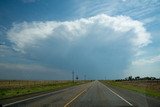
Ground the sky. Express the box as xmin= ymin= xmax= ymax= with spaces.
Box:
xmin=0 ymin=0 xmax=160 ymax=80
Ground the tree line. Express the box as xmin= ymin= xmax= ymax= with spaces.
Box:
xmin=116 ymin=76 xmax=160 ymax=81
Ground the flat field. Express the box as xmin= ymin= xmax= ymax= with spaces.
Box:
xmin=102 ymin=80 xmax=160 ymax=99
xmin=0 ymin=80 xmax=87 ymax=99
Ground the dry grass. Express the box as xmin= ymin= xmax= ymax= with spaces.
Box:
xmin=0 ymin=80 xmax=71 ymax=89
xmin=0 ymin=80 xmax=87 ymax=99
xmin=119 ymin=80 xmax=160 ymax=92
xmin=102 ymin=80 xmax=160 ymax=99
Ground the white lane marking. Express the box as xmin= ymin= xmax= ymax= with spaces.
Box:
xmin=2 ymin=82 xmax=92 ymax=107
xmin=64 ymin=89 xmax=86 ymax=107
xmin=2 ymin=87 xmax=75 ymax=107
xmin=3 ymin=91 xmax=59 ymax=107
xmin=104 ymin=84 xmax=133 ymax=106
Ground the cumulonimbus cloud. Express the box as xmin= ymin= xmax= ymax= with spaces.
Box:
xmin=6 ymin=14 xmax=152 ymax=79
xmin=7 ymin=14 xmax=151 ymax=52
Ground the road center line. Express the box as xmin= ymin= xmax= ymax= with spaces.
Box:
xmin=103 ymin=84 xmax=133 ymax=106
xmin=64 ymin=89 xmax=86 ymax=107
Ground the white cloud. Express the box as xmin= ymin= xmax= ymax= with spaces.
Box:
xmin=132 ymin=55 xmax=160 ymax=65
xmin=123 ymin=64 xmax=160 ymax=78
xmin=5 ymin=14 xmax=154 ymax=79
xmin=124 ymin=54 xmax=160 ymax=78
xmin=7 ymin=14 xmax=151 ymax=52
xmin=7 ymin=22 xmax=59 ymax=52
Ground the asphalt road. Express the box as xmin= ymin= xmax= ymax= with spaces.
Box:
xmin=1 ymin=81 xmax=160 ymax=107
xmin=70 ymin=81 xmax=160 ymax=107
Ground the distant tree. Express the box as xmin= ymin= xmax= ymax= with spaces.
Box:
xmin=125 ymin=77 xmax=128 ymax=81
xmin=135 ymin=76 xmax=140 ymax=80
xmin=128 ymin=76 xmax=133 ymax=81
xmin=142 ymin=77 xmax=152 ymax=80
xmin=150 ymin=77 xmax=156 ymax=80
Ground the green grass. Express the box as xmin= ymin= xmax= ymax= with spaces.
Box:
xmin=0 ymin=81 xmax=86 ymax=100
xmin=102 ymin=81 xmax=160 ymax=99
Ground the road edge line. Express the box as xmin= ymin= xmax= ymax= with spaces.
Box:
xmin=2 ymin=86 xmax=76 ymax=107
xmin=103 ymin=84 xmax=133 ymax=106
xmin=64 ymin=89 xmax=86 ymax=107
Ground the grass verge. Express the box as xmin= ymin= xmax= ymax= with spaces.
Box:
xmin=101 ymin=80 xmax=160 ymax=99
xmin=0 ymin=81 xmax=86 ymax=100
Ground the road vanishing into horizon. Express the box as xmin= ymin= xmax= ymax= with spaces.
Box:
xmin=1 ymin=81 xmax=160 ymax=107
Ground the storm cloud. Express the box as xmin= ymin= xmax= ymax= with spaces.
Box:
xmin=5 ymin=14 xmax=151 ymax=79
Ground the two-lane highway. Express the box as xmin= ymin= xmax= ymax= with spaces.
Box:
xmin=1 ymin=81 xmax=160 ymax=107
xmin=69 ymin=81 xmax=133 ymax=107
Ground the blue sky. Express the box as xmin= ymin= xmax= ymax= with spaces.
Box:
xmin=0 ymin=0 xmax=160 ymax=80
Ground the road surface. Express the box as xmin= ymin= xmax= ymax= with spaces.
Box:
xmin=1 ymin=81 xmax=160 ymax=107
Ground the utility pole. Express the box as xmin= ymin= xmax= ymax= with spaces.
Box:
xmin=105 ymin=76 xmax=106 ymax=80
xmin=84 ymin=75 xmax=86 ymax=81
xmin=72 ymin=70 xmax=74 ymax=83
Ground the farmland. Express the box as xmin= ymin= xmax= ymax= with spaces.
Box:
xmin=0 ymin=80 xmax=88 ymax=99
xmin=102 ymin=80 xmax=160 ymax=99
